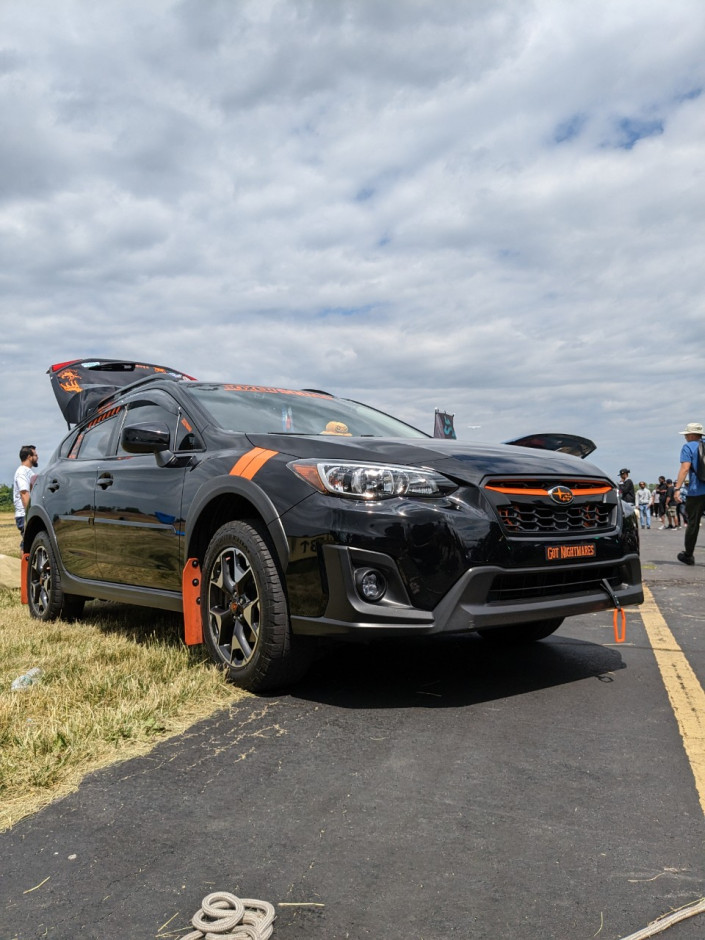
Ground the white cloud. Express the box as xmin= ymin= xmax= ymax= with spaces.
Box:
xmin=1 ymin=0 xmax=704 ymax=487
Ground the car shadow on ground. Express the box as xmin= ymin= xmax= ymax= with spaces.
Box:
xmin=291 ymin=633 xmax=625 ymax=710
xmin=78 ymin=602 xmax=625 ymax=711
xmin=82 ymin=600 xmax=185 ymax=643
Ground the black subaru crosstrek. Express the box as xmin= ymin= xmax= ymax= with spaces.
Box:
xmin=22 ymin=359 xmax=642 ymax=691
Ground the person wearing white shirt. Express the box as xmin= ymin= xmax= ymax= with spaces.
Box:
xmin=13 ymin=445 xmax=38 ymax=549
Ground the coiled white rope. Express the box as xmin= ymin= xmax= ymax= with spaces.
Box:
xmin=183 ymin=892 xmax=276 ymax=940
xmin=180 ymin=889 xmax=705 ymax=940
xmin=619 ymin=896 xmax=705 ymax=940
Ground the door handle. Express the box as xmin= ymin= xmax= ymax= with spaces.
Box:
xmin=97 ymin=474 xmax=114 ymax=489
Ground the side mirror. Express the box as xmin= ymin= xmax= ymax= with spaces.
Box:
xmin=121 ymin=423 xmax=171 ymax=454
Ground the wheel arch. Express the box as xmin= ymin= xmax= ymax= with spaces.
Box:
xmin=23 ymin=506 xmax=55 ymax=555
xmin=185 ymin=476 xmax=289 ymax=572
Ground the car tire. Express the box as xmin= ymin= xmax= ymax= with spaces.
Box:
xmin=27 ymin=531 xmax=86 ymax=622
xmin=201 ymin=521 xmax=312 ymax=692
xmin=477 ymin=617 xmax=564 ymax=645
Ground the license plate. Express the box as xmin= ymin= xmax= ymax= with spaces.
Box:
xmin=545 ymin=543 xmax=596 ymax=561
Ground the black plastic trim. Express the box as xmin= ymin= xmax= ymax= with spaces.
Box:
xmin=291 ymin=549 xmax=643 ymax=638
xmin=184 ymin=474 xmax=289 ymax=569
xmin=59 ymin=574 xmax=183 ymax=612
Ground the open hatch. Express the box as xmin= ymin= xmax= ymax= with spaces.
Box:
xmin=504 ymin=432 xmax=596 ymax=459
xmin=48 ymin=359 xmax=196 ymax=427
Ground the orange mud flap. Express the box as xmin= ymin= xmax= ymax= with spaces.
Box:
xmin=20 ymin=553 xmax=29 ymax=605
xmin=182 ymin=558 xmax=203 ymax=645
xmin=601 ymin=577 xmax=627 ymax=643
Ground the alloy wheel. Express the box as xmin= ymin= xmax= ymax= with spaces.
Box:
xmin=29 ymin=545 xmax=52 ymax=617
xmin=207 ymin=546 xmax=261 ymax=667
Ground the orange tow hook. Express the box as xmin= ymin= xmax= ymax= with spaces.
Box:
xmin=613 ymin=607 xmax=626 ymax=643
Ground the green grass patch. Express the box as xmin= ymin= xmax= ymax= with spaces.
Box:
xmin=0 ymin=514 xmax=246 ymax=830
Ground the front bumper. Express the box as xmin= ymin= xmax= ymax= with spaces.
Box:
xmin=290 ymin=544 xmax=643 ymax=637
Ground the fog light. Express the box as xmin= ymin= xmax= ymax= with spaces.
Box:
xmin=355 ymin=568 xmax=387 ymax=603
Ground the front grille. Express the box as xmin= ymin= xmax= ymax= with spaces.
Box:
xmin=487 ymin=565 xmax=624 ymax=603
xmin=498 ymin=502 xmax=614 ymax=533
xmin=484 ymin=477 xmax=617 ymax=536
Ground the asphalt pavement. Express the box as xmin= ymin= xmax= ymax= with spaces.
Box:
xmin=2 ymin=524 xmax=705 ymax=940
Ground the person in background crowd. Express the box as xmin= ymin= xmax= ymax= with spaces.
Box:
xmin=656 ymin=476 xmax=668 ymax=527
xmin=664 ymin=479 xmax=679 ymax=529
xmin=650 ymin=485 xmax=660 ymax=520
xmin=635 ymin=481 xmax=651 ymax=530
xmin=674 ymin=422 xmax=705 ymax=565
xmin=678 ymin=479 xmax=689 ymax=527
xmin=13 ymin=444 xmax=38 ymax=550
xmin=618 ymin=468 xmax=635 ymax=504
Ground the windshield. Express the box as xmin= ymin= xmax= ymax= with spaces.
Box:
xmin=186 ymin=385 xmax=427 ymax=439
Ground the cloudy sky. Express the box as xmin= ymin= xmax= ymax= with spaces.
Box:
xmin=1 ymin=0 xmax=704 ymax=488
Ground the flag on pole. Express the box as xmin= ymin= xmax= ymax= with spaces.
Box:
xmin=433 ymin=410 xmax=456 ymax=439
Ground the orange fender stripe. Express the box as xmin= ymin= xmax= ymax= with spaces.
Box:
xmin=182 ymin=557 xmax=203 ymax=645
xmin=229 ymin=447 xmax=279 ymax=479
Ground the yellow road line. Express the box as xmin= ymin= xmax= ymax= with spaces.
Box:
xmin=640 ymin=583 xmax=705 ymax=815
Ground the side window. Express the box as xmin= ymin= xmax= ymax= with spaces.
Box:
xmin=116 ymin=402 xmax=178 ymax=456
xmin=60 ymin=428 xmax=81 ymax=459
xmin=73 ymin=413 xmax=122 ymax=460
xmin=175 ymin=413 xmax=204 ymax=452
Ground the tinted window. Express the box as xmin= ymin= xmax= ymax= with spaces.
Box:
xmin=74 ymin=414 xmax=121 ymax=459
xmin=59 ymin=428 xmax=81 ymax=458
xmin=175 ymin=414 xmax=203 ymax=452
xmin=116 ymin=402 xmax=178 ymax=456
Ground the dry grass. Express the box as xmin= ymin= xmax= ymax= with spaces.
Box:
xmin=0 ymin=513 xmax=21 ymax=557
xmin=0 ymin=513 xmax=246 ymax=831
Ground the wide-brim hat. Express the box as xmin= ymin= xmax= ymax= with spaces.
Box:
xmin=679 ymin=422 xmax=704 ymax=435
xmin=320 ymin=420 xmax=352 ymax=436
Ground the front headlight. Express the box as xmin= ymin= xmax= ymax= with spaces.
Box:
xmin=289 ymin=460 xmax=457 ymax=499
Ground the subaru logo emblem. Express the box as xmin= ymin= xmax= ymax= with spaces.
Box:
xmin=548 ymin=485 xmax=574 ymax=504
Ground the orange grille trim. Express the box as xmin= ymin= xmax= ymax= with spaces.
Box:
xmin=485 ymin=484 xmax=613 ymax=497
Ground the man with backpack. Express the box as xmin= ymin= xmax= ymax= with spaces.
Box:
xmin=674 ymin=422 xmax=705 ymax=565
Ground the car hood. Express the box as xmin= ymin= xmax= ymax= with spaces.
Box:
xmin=244 ymin=434 xmax=611 ymax=486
